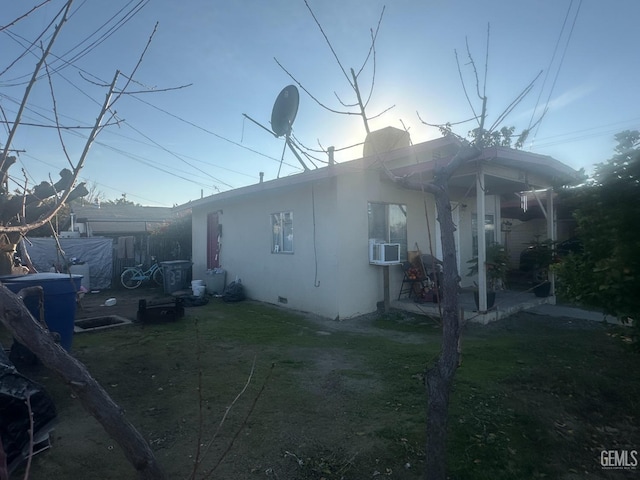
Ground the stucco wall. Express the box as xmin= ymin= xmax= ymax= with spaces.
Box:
xmin=334 ymin=166 xmax=437 ymax=318
xmin=192 ymin=165 xmax=439 ymax=320
xmin=192 ymin=177 xmax=341 ymax=318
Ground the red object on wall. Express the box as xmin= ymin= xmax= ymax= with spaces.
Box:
xmin=207 ymin=212 xmax=220 ymax=269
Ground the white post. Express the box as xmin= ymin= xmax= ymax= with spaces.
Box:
xmin=476 ymin=167 xmax=487 ymax=311
xmin=546 ymin=188 xmax=556 ymax=300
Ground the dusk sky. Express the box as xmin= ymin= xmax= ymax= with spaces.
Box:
xmin=2 ymin=1 xmax=638 ymax=206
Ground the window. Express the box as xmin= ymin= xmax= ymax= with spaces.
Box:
xmin=368 ymin=202 xmax=407 ymax=260
xmin=472 ymin=214 xmax=495 ymax=256
xmin=271 ymin=211 xmax=293 ymax=253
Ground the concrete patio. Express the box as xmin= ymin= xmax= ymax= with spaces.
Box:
xmin=391 ymin=289 xmax=555 ymax=324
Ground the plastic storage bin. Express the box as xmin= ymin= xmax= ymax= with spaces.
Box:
xmin=1 ymin=273 xmax=82 ymax=351
xmin=159 ymin=260 xmax=192 ymax=294
xmin=205 ymin=269 xmax=226 ymax=295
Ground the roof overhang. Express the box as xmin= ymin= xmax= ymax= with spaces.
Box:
xmin=387 ymin=145 xmax=581 ymax=197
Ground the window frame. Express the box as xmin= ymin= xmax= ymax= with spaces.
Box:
xmin=367 ymin=202 xmax=408 ymax=261
xmin=471 ymin=213 xmax=496 ymax=256
xmin=271 ymin=210 xmax=294 ymax=254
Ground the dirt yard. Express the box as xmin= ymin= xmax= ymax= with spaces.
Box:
xmin=3 ymin=286 xmax=639 ymax=480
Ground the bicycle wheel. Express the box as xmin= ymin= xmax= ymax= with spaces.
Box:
xmin=152 ymin=266 xmax=164 ymax=286
xmin=121 ymin=268 xmax=142 ymax=289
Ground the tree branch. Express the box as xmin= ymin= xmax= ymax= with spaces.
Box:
xmin=454 ymin=50 xmax=479 ymax=126
xmin=274 ymin=57 xmax=359 ymax=116
xmin=108 ymin=22 xmax=158 ymax=110
xmin=0 ymin=0 xmax=73 ymax=177
xmin=0 ymin=285 xmax=167 ymax=479
xmin=0 ymin=0 xmax=51 ymax=33
xmin=44 ymin=54 xmax=74 ymax=168
xmin=303 ymin=0 xmax=352 ymax=87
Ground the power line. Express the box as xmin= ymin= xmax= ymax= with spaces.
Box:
xmin=529 ymin=0 xmax=583 ymax=143
xmin=120 ymin=119 xmax=233 ymax=191
xmin=0 ymin=0 xmax=149 ymax=86
xmin=131 ymin=95 xmax=302 ymax=172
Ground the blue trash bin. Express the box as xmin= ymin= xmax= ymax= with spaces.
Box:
xmin=2 ymin=273 xmax=82 ymax=351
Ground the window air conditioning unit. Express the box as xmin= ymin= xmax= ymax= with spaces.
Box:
xmin=369 ymin=239 xmax=401 ymax=265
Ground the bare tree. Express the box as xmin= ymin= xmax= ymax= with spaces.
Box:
xmin=279 ymin=10 xmax=544 ymax=480
xmin=0 ymin=2 xmax=176 ymax=478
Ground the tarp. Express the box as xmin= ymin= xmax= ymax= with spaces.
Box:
xmin=24 ymin=237 xmax=113 ymax=289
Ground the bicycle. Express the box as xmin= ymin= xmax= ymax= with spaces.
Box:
xmin=120 ymin=256 xmax=164 ymax=289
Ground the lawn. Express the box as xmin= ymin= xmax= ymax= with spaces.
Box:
xmin=7 ymin=299 xmax=640 ymax=479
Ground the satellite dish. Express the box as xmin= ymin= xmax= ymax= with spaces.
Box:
xmin=271 ymin=85 xmax=299 ymax=137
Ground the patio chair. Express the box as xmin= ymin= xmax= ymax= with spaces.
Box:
xmin=398 ymin=261 xmax=427 ymax=299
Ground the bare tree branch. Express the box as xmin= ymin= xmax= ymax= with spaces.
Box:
xmin=465 ymin=36 xmax=483 ymax=101
xmin=44 ymin=54 xmax=74 ymax=168
xmin=303 ymin=0 xmax=353 ymax=87
xmin=274 ymin=57 xmax=359 ymax=116
xmin=108 ymin=22 xmax=158 ymax=110
xmin=1 ymin=70 xmax=119 ymax=234
xmin=0 ymin=286 xmax=167 ymax=480
xmin=367 ymin=104 xmax=396 ymax=121
xmin=483 ymin=24 xmax=490 ymax=99
xmin=201 ymin=362 xmax=276 ymax=480
xmin=0 ymin=1 xmax=55 ymax=79
xmin=0 ymin=0 xmax=73 ymax=180
xmin=0 ymin=0 xmax=51 ymax=33
xmin=356 ymin=7 xmax=385 ymax=78
xmin=351 ymin=68 xmax=371 ymax=134
xmin=361 ymin=28 xmax=378 ymax=109
xmin=454 ymin=50 xmax=479 ymax=125
xmin=333 ymin=91 xmax=359 ymax=108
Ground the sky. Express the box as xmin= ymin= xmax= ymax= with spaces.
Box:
xmin=1 ymin=0 xmax=639 ymax=207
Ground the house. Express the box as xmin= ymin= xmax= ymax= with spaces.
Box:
xmin=71 ymin=204 xmax=174 ymax=238
xmin=184 ymin=129 xmax=581 ymax=321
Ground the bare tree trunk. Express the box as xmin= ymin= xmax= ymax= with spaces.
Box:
xmin=0 ymin=285 xmax=166 ymax=480
xmin=421 ymin=146 xmax=478 ymax=480
xmin=424 ymin=189 xmax=461 ymax=480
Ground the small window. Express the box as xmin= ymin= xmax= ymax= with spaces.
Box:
xmin=271 ymin=211 xmax=293 ymax=253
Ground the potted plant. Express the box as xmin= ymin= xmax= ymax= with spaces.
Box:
xmin=467 ymin=242 xmax=510 ymax=309
xmin=520 ymin=237 xmax=556 ymax=297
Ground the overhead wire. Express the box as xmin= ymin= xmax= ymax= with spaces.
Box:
xmin=1 ymin=100 xmax=233 ymax=197
xmin=0 ymin=0 xmax=149 ymax=86
xmin=528 ymin=0 xmax=583 ymax=144
xmin=131 ymin=94 xmax=302 ymax=171
xmin=1 ymin=3 xmax=329 ymax=202
xmin=119 ymin=118 xmax=234 ymax=190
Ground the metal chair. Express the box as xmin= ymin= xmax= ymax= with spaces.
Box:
xmin=398 ymin=261 xmax=427 ymax=299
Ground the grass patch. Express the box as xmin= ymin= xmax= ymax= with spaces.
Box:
xmin=12 ymin=301 xmax=640 ymax=479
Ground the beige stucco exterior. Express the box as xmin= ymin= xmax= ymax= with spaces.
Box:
xmin=191 ymin=157 xmax=440 ymax=320
xmin=187 ymin=133 xmax=580 ymax=320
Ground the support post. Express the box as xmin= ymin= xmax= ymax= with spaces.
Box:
xmin=476 ymin=168 xmax=487 ymax=311
xmin=383 ymin=265 xmax=390 ymax=313
xmin=546 ymin=188 xmax=556 ymax=300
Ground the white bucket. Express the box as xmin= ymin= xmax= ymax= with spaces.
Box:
xmin=192 ymin=285 xmax=206 ymax=297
